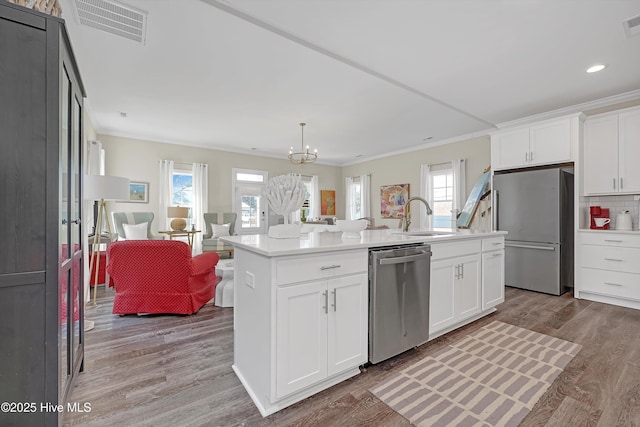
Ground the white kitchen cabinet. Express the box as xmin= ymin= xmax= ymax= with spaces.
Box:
xmin=233 ymin=247 xmax=368 ymax=416
xmin=429 ymin=241 xmax=481 ymax=335
xmin=276 ymin=280 xmax=328 ymax=398
xmin=275 ymin=273 xmax=367 ymax=398
xmin=491 ymin=115 xmax=579 ymax=171
xmin=576 ymin=231 xmax=640 ymax=310
xmin=583 ymin=107 xmax=640 ymax=195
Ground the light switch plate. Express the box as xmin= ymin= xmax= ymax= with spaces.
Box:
xmin=244 ymin=271 xmax=255 ymax=288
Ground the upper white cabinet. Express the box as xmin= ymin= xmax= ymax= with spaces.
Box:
xmin=584 ymin=107 xmax=640 ymax=195
xmin=491 ymin=115 xmax=580 ymax=171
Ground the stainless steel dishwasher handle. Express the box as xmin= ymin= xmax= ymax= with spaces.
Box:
xmin=378 ymin=252 xmax=429 ymax=265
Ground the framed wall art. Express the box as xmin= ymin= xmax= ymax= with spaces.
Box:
xmin=126 ymin=181 xmax=149 ymax=203
xmin=320 ymin=190 xmax=336 ymax=215
xmin=380 ymin=183 xmax=409 ymax=218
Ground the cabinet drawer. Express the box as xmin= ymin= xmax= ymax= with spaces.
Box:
xmin=580 ymin=245 xmax=640 ymax=274
xmin=482 ymin=237 xmax=504 ymax=251
xmin=580 ymin=232 xmax=640 ymax=248
xmin=276 ymin=250 xmax=367 ymax=285
xmin=431 ymin=240 xmax=481 ymax=260
xmin=580 ymin=268 xmax=640 ymax=302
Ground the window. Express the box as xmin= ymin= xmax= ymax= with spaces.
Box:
xmin=431 ymin=169 xmax=453 ymax=228
xmin=172 ymin=171 xmax=193 ymax=207
xmin=347 ymin=176 xmax=362 ymax=219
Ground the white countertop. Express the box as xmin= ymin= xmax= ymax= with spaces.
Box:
xmin=221 ymin=229 xmax=507 ymax=257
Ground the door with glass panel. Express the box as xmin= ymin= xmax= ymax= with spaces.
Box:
xmin=233 ymin=169 xmax=268 ymax=235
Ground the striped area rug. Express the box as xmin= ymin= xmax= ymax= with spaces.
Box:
xmin=371 ymin=321 xmax=582 ymax=427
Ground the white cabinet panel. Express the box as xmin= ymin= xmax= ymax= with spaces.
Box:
xmin=529 ymin=119 xmax=572 ymax=165
xmin=456 ymin=254 xmax=481 ymax=318
xmin=327 ymin=274 xmax=368 ymax=376
xmin=429 ymin=259 xmax=456 ymax=332
xmin=584 ymin=115 xmax=619 ymax=194
xmin=491 ymin=128 xmax=530 ymax=170
xmin=619 ymin=109 xmax=640 ymax=193
xmin=491 ymin=115 xmax=577 ymax=171
xmin=429 ymin=247 xmax=481 ymax=335
xmin=482 ymin=250 xmax=505 ymax=310
xmin=276 ymin=281 xmax=328 ymax=398
xmin=584 ymin=107 xmax=640 ymax=195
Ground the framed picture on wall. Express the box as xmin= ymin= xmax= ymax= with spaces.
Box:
xmin=380 ymin=183 xmax=409 ymax=218
xmin=320 ymin=190 xmax=336 ymax=215
xmin=126 ymin=181 xmax=149 ymax=203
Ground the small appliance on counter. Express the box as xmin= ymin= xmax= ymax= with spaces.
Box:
xmin=615 ymin=210 xmax=633 ymax=231
xmin=590 ymin=206 xmax=610 ymax=230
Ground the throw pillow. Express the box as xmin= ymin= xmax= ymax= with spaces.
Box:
xmin=211 ymin=223 xmax=231 ymax=237
xmin=123 ymin=222 xmax=148 ymax=240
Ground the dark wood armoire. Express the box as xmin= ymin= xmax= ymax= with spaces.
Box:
xmin=0 ymin=2 xmax=86 ymax=425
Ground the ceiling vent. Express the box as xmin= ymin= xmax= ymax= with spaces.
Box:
xmin=623 ymin=14 xmax=640 ymax=38
xmin=72 ymin=0 xmax=148 ymax=44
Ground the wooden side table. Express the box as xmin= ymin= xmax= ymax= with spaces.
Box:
xmin=159 ymin=230 xmax=201 ymax=251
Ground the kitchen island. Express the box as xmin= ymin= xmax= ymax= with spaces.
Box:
xmin=221 ymin=228 xmax=506 ymax=416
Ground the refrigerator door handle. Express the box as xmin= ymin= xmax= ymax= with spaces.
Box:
xmin=494 ymin=190 xmax=499 ymax=231
xmin=505 ymin=242 xmax=556 ymax=251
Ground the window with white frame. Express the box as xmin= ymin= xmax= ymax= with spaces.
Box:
xmin=172 ymin=170 xmax=193 ymax=222
xmin=431 ymin=169 xmax=454 ymax=228
xmin=346 ymin=176 xmax=362 ymax=219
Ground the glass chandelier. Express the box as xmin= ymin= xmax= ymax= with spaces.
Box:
xmin=288 ymin=122 xmax=318 ymax=165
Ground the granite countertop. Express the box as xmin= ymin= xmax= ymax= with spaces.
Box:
xmin=220 ymin=229 xmax=507 ymax=257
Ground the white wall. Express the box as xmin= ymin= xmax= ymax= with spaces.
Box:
xmin=340 ymin=136 xmax=491 ymax=228
xmin=98 ymin=134 xmax=342 ymax=234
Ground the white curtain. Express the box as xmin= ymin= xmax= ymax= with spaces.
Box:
xmin=310 ymin=175 xmax=320 ymax=219
xmin=345 ymin=176 xmax=355 ymax=220
xmin=192 ymin=162 xmax=208 ymax=254
xmin=158 ymin=160 xmax=174 ymax=231
xmin=452 ymin=159 xmax=466 ymax=226
xmin=420 ymin=164 xmax=432 ymax=229
xmin=360 ymin=174 xmax=371 ymax=218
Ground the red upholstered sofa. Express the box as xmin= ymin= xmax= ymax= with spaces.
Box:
xmin=107 ymin=240 xmax=220 ymax=315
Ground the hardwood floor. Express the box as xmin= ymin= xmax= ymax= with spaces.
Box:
xmin=64 ymin=287 xmax=640 ymax=426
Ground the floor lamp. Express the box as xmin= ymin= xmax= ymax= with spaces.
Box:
xmin=84 ymin=174 xmax=130 ymax=318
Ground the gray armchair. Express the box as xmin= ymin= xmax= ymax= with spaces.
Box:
xmin=112 ymin=212 xmax=162 ymax=241
xmin=202 ymin=213 xmax=237 ymax=258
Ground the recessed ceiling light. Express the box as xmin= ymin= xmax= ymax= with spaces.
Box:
xmin=586 ymin=64 xmax=606 ymax=73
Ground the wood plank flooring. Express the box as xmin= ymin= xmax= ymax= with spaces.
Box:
xmin=63 ymin=287 xmax=640 ymax=426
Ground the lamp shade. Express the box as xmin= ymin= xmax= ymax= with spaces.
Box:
xmin=167 ymin=206 xmax=189 ymax=218
xmin=84 ymin=174 xmax=130 ymax=201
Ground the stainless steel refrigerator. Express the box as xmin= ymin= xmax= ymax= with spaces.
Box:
xmin=493 ymin=167 xmax=574 ymax=295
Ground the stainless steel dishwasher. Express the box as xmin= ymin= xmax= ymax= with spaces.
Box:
xmin=369 ymin=244 xmax=431 ymax=364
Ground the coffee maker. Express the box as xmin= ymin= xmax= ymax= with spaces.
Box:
xmin=590 ymin=206 xmax=610 ymax=229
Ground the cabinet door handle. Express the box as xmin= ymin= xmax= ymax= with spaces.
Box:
xmin=621 ymin=177 xmax=624 ymax=189
xmin=320 ymin=264 xmax=341 ymax=270
xmin=493 ymin=253 xmax=503 ymax=257
xmin=322 ymin=291 xmax=328 ymax=313
xmin=604 ymin=282 xmax=623 ymax=287
xmin=525 ymin=152 xmax=528 ymax=162
xmin=332 ymin=289 xmax=337 ymax=312
xmin=460 ymin=263 xmax=464 ymax=279
xmin=604 ymin=239 xmax=623 ymax=243
xmin=530 ymin=151 xmax=533 ymax=161
xmin=492 ymin=242 xmax=502 ymax=246
xmin=604 ymin=258 xmax=623 ymax=262
xmin=455 ymin=264 xmax=460 ymax=279
xmin=613 ymin=178 xmax=616 ymax=190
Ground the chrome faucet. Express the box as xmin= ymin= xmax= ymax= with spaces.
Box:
xmin=401 ymin=196 xmax=433 ymax=232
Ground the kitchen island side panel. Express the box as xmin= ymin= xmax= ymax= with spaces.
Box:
xmin=233 ymin=247 xmax=274 ymax=411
